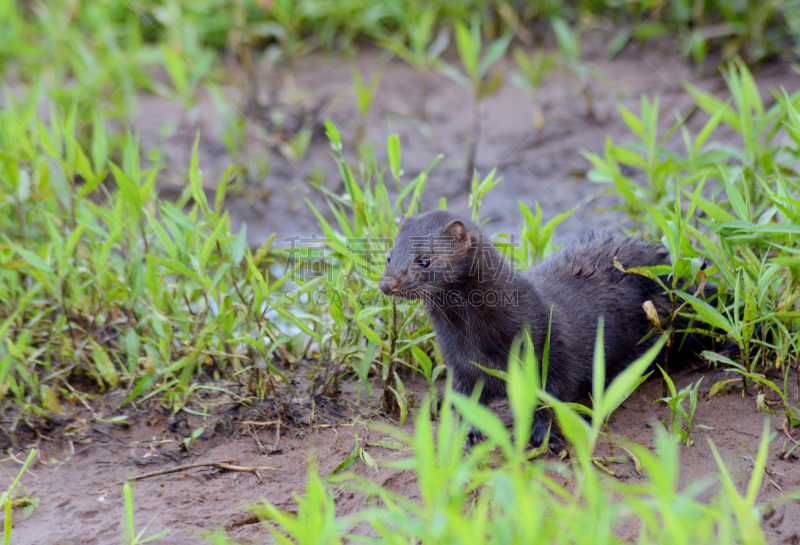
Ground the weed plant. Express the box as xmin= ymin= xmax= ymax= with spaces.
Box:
xmin=441 ymin=16 xmax=512 ymax=182
xmin=584 ymin=61 xmax=800 ymax=432
xmin=511 ymin=45 xmax=557 ymax=130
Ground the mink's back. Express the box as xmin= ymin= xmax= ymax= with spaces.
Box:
xmin=522 ymin=232 xmax=672 ymax=399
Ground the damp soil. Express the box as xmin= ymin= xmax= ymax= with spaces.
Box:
xmin=3 ymin=365 xmax=800 ymax=544
xmin=4 ymin=40 xmax=800 ymax=543
xmin=136 ymin=39 xmax=799 ymax=249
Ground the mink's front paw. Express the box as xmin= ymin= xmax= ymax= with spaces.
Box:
xmin=465 ymin=424 xmax=484 ymax=452
xmin=530 ymin=408 xmax=563 ymax=451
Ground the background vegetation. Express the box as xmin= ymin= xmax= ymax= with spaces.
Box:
xmin=1 ymin=0 xmax=800 ymax=542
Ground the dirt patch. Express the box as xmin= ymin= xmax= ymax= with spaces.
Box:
xmin=3 ymin=365 xmax=800 ymax=544
xmin=137 ymin=40 xmax=798 ymax=249
xmin=600 ymin=367 xmax=800 ymax=544
xmin=1 ymin=374 xmax=426 ymax=544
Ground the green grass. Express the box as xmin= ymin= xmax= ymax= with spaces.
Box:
xmin=1 ymin=1 xmax=800 ymax=541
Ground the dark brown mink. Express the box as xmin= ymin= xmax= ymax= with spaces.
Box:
xmin=379 ymin=210 xmax=721 ymax=448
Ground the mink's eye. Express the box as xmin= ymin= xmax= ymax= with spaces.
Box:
xmin=386 ymin=253 xmax=391 ymax=264
xmin=419 ymin=257 xmax=431 ymax=269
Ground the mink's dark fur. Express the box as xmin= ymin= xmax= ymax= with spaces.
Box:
xmin=379 ymin=210 xmax=721 ymax=447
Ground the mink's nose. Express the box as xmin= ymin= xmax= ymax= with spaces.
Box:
xmin=379 ymin=277 xmax=398 ymax=295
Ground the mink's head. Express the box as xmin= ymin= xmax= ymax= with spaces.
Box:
xmin=379 ymin=210 xmax=479 ymax=299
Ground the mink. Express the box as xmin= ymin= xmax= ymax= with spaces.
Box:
xmin=379 ymin=210 xmax=720 ymax=448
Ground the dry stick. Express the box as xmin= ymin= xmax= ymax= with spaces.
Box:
xmin=250 ymin=424 xmax=266 ymax=455
xmin=118 ymin=461 xmax=273 ymax=486
xmin=382 ymin=301 xmax=399 ymax=414
xmin=784 ymin=420 xmax=799 ymax=445
xmin=662 ymin=291 xmax=677 ymax=399
xmin=64 ymin=381 xmax=95 ymax=416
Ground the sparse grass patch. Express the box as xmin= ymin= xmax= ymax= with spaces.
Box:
xmin=584 ymin=61 xmax=800 ymax=431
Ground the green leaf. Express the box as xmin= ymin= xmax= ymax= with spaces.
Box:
xmin=367 ymin=440 xmax=406 ymax=450
xmin=41 ymin=385 xmax=63 ymax=413
xmin=410 ymin=345 xmax=432 ymax=381
xmin=742 ymin=271 xmax=757 ymax=345
xmin=477 ymin=31 xmax=512 ymax=80
xmin=90 ymin=340 xmax=119 ymax=389
xmin=151 ymin=256 xmax=204 ymax=286
xmin=10 ymin=243 xmax=50 ymax=271
xmin=325 ymin=119 xmax=341 ymax=150
xmin=452 ymin=393 xmax=514 ymax=459
xmin=330 ymin=448 xmax=359 ymax=475
xmin=200 ymin=213 xmax=227 ymax=274
xmin=163 ymin=46 xmax=188 ymax=97
xmin=476 ymin=66 xmax=505 ymax=101
xmin=692 ymin=101 xmax=728 ymax=159
xmin=680 ymin=292 xmax=734 ymax=333
xmin=65 ymin=218 xmax=88 ymax=259
xmin=603 ymin=337 xmax=664 ymax=420
xmin=215 ymin=167 xmax=232 ymax=216
xmin=454 ymin=20 xmax=477 ymax=81
xmin=387 ymin=134 xmax=401 ymax=179
xmin=618 ymin=105 xmax=645 ymax=141
xmin=354 ymin=319 xmax=387 ymax=349
xmin=721 ymin=170 xmax=749 ymax=221
xmin=471 ymin=362 xmax=509 ymax=382
xmin=685 ymin=83 xmax=740 ymax=131
xmin=709 ymin=378 xmax=740 ymax=397
xmin=439 ymin=61 xmax=471 ymax=88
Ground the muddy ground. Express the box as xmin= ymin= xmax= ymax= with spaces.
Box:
xmin=138 ymin=38 xmax=798 ymax=248
xmin=4 ymin=38 xmax=800 ymax=543
xmin=4 ymin=366 xmax=800 ymax=544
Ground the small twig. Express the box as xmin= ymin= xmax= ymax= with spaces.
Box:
xmin=92 ymin=426 xmax=127 ymax=446
xmin=783 ymin=420 xmax=798 ymax=445
xmin=745 ymin=454 xmax=782 ymax=492
xmin=75 ymin=444 xmax=118 ymax=457
xmin=239 ymin=421 xmax=280 ymax=426
xmin=96 ymin=329 xmax=124 ymax=346
xmin=118 ymin=460 xmax=274 ymax=485
xmin=63 ymin=381 xmax=95 ymax=416
xmin=250 ymin=424 xmax=266 ymax=454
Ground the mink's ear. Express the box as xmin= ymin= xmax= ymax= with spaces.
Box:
xmin=445 ymin=220 xmax=471 ymax=251
xmin=397 ymin=215 xmax=410 ymax=231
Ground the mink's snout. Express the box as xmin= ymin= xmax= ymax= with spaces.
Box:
xmin=379 ymin=276 xmax=399 ymax=295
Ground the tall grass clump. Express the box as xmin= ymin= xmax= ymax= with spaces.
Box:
xmin=584 ymin=60 xmax=800 ymax=430
xmin=300 ymin=122 xmax=444 ymax=419
xmin=0 ymin=99 xmax=321 ymax=431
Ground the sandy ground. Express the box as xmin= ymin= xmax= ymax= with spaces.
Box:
xmin=3 ymin=366 xmax=800 ymax=544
